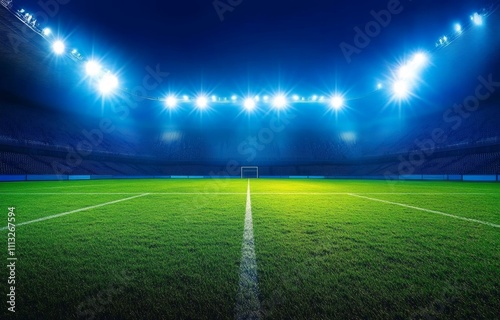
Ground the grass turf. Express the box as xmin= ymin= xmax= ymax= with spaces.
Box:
xmin=0 ymin=179 xmax=499 ymax=319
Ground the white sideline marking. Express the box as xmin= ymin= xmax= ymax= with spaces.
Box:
xmin=349 ymin=193 xmax=500 ymax=229
xmin=235 ymin=180 xmax=261 ymax=320
xmin=0 ymin=193 xmax=149 ymax=231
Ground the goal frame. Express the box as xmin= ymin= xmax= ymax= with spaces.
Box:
xmin=241 ymin=166 xmax=259 ymax=179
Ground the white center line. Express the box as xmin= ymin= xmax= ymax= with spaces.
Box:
xmin=0 ymin=193 xmax=150 ymax=231
xmin=235 ymin=180 xmax=261 ymax=320
xmin=348 ymin=193 xmax=500 ymax=229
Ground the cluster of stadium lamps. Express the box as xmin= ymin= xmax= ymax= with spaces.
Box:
xmin=13 ymin=6 xmax=487 ymax=112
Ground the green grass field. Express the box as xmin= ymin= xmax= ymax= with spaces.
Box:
xmin=0 ymin=179 xmax=499 ymax=319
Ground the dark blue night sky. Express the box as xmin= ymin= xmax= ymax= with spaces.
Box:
xmin=13 ymin=0 xmax=492 ymax=89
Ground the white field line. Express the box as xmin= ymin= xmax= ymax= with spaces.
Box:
xmin=0 ymin=193 xmax=150 ymax=231
xmin=235 ymin=180 xmax=261 ymax=320
xmin=348 ymin=193 xmax=500 ymax=229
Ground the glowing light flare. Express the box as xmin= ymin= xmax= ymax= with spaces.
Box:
xmin=42 ymin=28 xmax=51 ymax=36
xmin=243 ymin=98 xmax=256 ymax=111
xmin=196 ymin=96 xmax=209 ymax=109
xmin=165 ymin=95 xmax=178 ymax=109
xmin=392 ymin=80 xmax=410 ymax=99
xmin=330 ymin=95 xmax=345 ymax=110
xmin=52 ymin=40 xmax=65 ymax=55
xmin=272 ymin=94 xmax=287 ymax=109
xmin=471 ymin=12 xmax=483 ymax=26
xmin=98 ymin=73 xmax=119 ymax=95
xmin=455 ymin=23 xmax=462 ymax=33
xmin=85 ymin=60 xmax=102 ymax=77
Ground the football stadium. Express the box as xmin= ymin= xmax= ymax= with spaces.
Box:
xmin=1 ymin=0 xmax=499 ymax=319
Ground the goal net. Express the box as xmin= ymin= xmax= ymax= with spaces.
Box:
xmin=241 ymin=166 xmax=259 ymax=179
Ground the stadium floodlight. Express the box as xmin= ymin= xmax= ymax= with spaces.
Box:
xmin=392 ymin=80 xmax=410 ymax=99
xmin=52 ymin=40 xmax=65 ymax=55
xmin=243 ymin=97 xmax=256 ymax=112
xmin=272 ymin=94 xmax=287 ymax=109
xmin=471 ymin=12 xmax=483 ymax=26
xmin=196 ymin=95 xmax=209 ymax=109
xmin=98 ymin=73 xmax=119 ymax=95
xmin=455 ymin=23 xmax=462 ymax=33
xmin=85 ymin=60 xmax=102 ymax=77
xmin=330 ymin=95 xmax=345 ymax=110
xmin=165 ymin=95 xmax=178 ymax=109
xmin=411 ymin=52 xmax=428 ymax=68
xmin=42 ymin=27 xmax=51 ymax=36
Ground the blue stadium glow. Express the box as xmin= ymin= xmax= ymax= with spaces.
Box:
xmin=5 ymin=4 xmax=496 ymax=108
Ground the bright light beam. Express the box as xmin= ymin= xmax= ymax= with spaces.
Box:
xmin=196 ymin=96 xmax=209 ymax=109
xmin=85 ymin=60 xmax=102 ymax=77
xmin=272 ymin=94 xmax=287 ymax=109
xmin=392 ymin=80 xmax=410 ymax=99
xmin=165 ymin=95 xmax=178 ymax=109
xmin=243 ymin=98 xmax=256 ymax=112
xmin=52 ymin=40 xmax=65 ymax=55
xmin=330 ymin=95 xmax=345 ymax=110
xmin=98 ymin=73 xmax=119 ymax=95
xmin=472 ymin=12 xmax=483 ymax=26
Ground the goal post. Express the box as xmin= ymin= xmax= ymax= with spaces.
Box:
xmin=241 ymin=166 xmax=259 ymax=179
